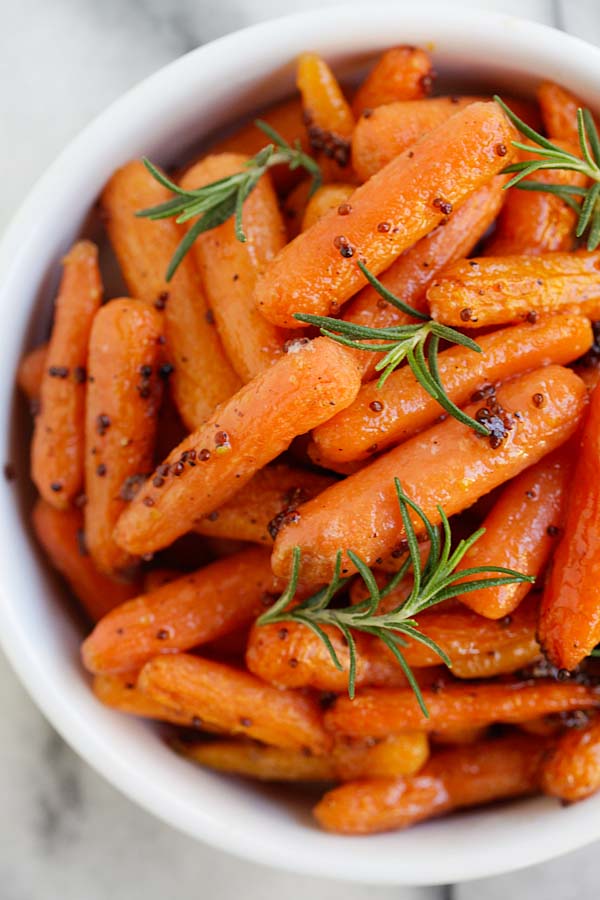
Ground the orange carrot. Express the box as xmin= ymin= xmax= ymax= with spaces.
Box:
xmin=539 ymin=383 xmax=600 ymax=669
xmin=193 ymin=464 xmax=335 ymax=545
xmin=31 ymin=241 xmax=102 ymax=508
xmin=113 ymin=337 xmax=362 ymax=556
xmin=180 ymin=154 xmax=288 ymax=383
xmin=101 ymin=160 xmax=240 ymax=430
xmin=272 ymin=366 xmax=586 ymax=582
xmin=325 ymin=679 xmax=600 ymax=738
xmin=17 ymin=343 xmax=48 ymax=403
xmin=93 ymin=672 xmax=216 ymax=729
xmin=255 ymin=102 xmax=516 ymax=328
xmin=81 ymin=546 xmax=279 ymax=674
xmin=428 ymin=251 xmax=600 ymax=328
xmin=138 ymin=653 xmax=332 ymax=754
xmin=84 ymin=299 xmax=163 ymax=577
xmin=142 ymin=568 xmax=180 ymax=592
xmin=311 ymin=315 xmax=592 ymax=464
xmin=457 ymin=448 xmax=571 ymax=618
xmin=31 ymin=500 xmax=139 ymax=622
xmin=352 ymin=46 xmax=435 ymax=117
xmin=301 ymin=183 xmax=355 ymax=231
xmin=296 ymin=53 xmax=355 ymax=177
xmin=314 ymin=734 xmax=545 ymax=834
xmin=541 ymin=716 xmax=600 ymax=802
xmin=282 ymin=179 xmax=313 ymax=240
xmin=537 ymin=81 xmax=587 ymax=145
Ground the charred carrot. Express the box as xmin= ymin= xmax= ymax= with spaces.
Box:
xmin=84 ymin=299 xmax=162 ymax=577
xmin=138 ymin=653 xmax=332 ymax=753
xmin=428 ymin=251 xmax=600 ymax=328
xmin=296 ymin=53 xmax=355 ymax=177
xmin=101 ymin=160 xmax=240 ymax=430
xmin=539 ymin=383 xmax=600 ymax=669
xmin=17 ymin=343 xmax=48 ymax=403
xmin=311 ymin=315 xmax=592 ymax=463
xmin=81 ymin=546 xmax=279 ymax=674
xmin=352 ymin=46 xmax=435 ymax=117
xmin=31 ymin=500 xmax=138 ymax=622
xmin=113 ymin=337 xmax=362 ymax=556
xmin=256 ymin=102 xmax=516 ymax=328
xmin=31 ymin=241 xmax=102 ymax=508
xmin=272 ymin=366 xmax=586 ymax=582
xmin=302 ymin=183 xmax=355 ymax=231
xmin=541 ymin=716 xmax=600 ymax=802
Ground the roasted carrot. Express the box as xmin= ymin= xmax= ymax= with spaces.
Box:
xmin=113 ymin=337 xmax=362 ymax=556
xmin=142 ymin=568 xmax=180 ymax=592
xmin=352 ymin=46 xmax=435 ymax=117
xmin=314 ymin=734 xmax=545 ymax=834
xmin=84 ymin=299 xmax=162 ymax=577
xmin=296 ymin=52 xmax=355 ymax=177
xmin=17 ymin=343 xmax=48 ymax=403
xmin=138 ymin=653 xmax=332 ymax=754
xmin=31 ymin=241 xmax=102 ymax=508
xmin=255 ymin=102 xmax=516 ymax=328
xmin=81 ymin=546 xmax=279 ymax=674
xmin=31 ymin=500 xmax=138 ymax=622
xmin=272 ymin=366 xmax=586 ymax=582
xmin=325 ymin=679 xmax=600 ymax=738
xmin=301 ymin=183 xmax=355 ymax=231
xmin=457 ymin=448 xmax=571 ymax=618
xmin=101 ymin=160 xmax=240 ymax=430
xmin=541 ymin=716 xmax=600 ymax=802
xmin=180 ymin=154 xmax=288 ymax=383
xmin=92 ymin=672 xmax=216 ymax=729
xmin=430 ymin=725 xmax=488 ymax=745
xmin=537 ymin=81 xmax=586 ymax=145
xmin=539 ymin=383 xmax=600 ymax=669
xmin=282 ymin=179 xmax=313 ymax=240
xmin=428 ymin=251 xmax=600 ymax=328
xmin=193 ymin=464 xmax=336 ymax=545
xmin=311 ymin=315 xmax=592 ymax=464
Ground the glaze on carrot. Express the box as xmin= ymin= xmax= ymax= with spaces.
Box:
xmin=541 ymin=716 xmax=600 ymax=802
xmin=296 ymin=52 xmax=355 ymax=178
xmin=302 ymin=183 xmax=355 ymax=231
xmin=352 ymin=46 xmax=435 ymax=117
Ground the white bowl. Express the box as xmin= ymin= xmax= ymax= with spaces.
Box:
xmin=2 ymin=4 xmax=600 ymax=886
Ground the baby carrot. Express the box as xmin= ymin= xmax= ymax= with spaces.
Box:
xmin=193 ymin=464 xmax=336 ymax=545
xmin=314 ymin=734 xmax=545 ymax=834
xmin=31 ymin=241 xmax=102 ymax=508
xmin=301 ymin=183 xmax=355 ymax=231
xmin=296 ymin=53 xmax=355 ymax=177
xmin=539 ymin=383 xmax=600 ymax=670
xmin=282 ymin=179 xmax=313 ymax=240
xmin=81 ymin=546 xmax=279 ymax=674
xmin=138 ymin=654 xmax=332 ymax=754
xmin=84 ymin=299 xmax=163 ymax=578
xmin=31 ymin=500 xmax=139 ymax=623
xmin=272 ymin=365 xmax=587 ymax=582
xmin=101 ymin=160 xmax=241 ymax=430
xmin=93 ymin=672 xmax=216 ymax=729
xmin=325 ymin=679 xmax=600 ymax=738
xmin=428 ymin=251 xmax=600 ymax=328
xmin=142 ymin=568 xmax=179 ymax=592
xmin=113 ymin=337 xmax=362 ymax=556
xmin=352 ymin=46 xmax=435 ymax=117
xmin=180 ymin=154 xmax=288 ymax=383
xmin=17 ymin=343 xmax=48 ymax=403
xmin=255 ymin=102 xmax=516 ymax=328
xmin=311 ymin=315 xmax=592 ymax=463
xmin=537 ymin=81 xmax=586 ymax=145
xmin=457 ymin=448 xmax=571 ymax=618
xmin=541 ymin=716 xmax=600 ymax=802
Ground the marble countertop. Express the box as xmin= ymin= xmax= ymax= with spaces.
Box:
xmin=2 ymin=1 xmax=600 ymax=897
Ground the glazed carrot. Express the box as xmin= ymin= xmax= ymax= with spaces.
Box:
xmin=431 ymin=725 xmax=488 ymax=745
xmin=101 ymin=160 xmax=240 ymax=430
xmin=142 ymin=568 xmax=180 ymax=592
xmin=311 ymin=315 xmax=592 ymax=464
xmin=31 ymin=500 xmax=138 ymax=622
xmin=325 ymin=679 xmax=600 ymax=738
xmin=314 ymin=734 xmax=545 ymax=834
xmin=138 ymin=654 xmax=332 ymax=753
xmin=17 ymin=343 xmax=48 ymax=402
xmin=576 ymin=363 xmax=600 ymax=393
xmin=537 ymin=81 xmax=586 ymax=145
xmin=93 ymin=672 xmax=214 ymax=729
xmin=457 ymin=448 xmax=571 ymax=618
xmin=255 ymin=102 xmax=517 ymax=328
xmin=31 ymin=241 xmax=102 ymax=508
xmin=282 ymin=179 xmax=313 ymax=240
xmin=301 ymin=183 xmax=355 ymax=231
xmin=193 ymin=464 xmax=336 ymax=545
xmin=84 ymin=299 xmax=162 ymax=577
xmin=428 ymin=251 xmax=600 ymax=328
xmin=296 ymin=53 xmax=355 ymax=176
xmin=180 ymin=155 xmax=288 ymax=383
xmin=113 ymin=337 xmax=362 ymax=556
xmin=541 ymin=716 xmax=600 ymax=802
xmin=272 ymin=366 xmax=586 ymax=582
xmin=352 ymin=46 xmax=435 ymax=117
xmin=332 ymin=732 xmax=429 ymax=780
xmin=81 ymin=546 xmax=279 ymax=674
xmin=539 ymin=383 xmax=600 ymax=670
xmin=352 ymin=96 xmax=479 ymax=181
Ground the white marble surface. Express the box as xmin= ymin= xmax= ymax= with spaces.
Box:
xmin=2 ymin=1 xmax=600 ymax=898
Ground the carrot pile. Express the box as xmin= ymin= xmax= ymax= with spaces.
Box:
xmin=15 ymin=45 xmax=600 ymax=836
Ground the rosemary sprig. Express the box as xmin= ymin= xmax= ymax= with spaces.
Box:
xmin=258 ymin=479 xmax=534 ymax=714
xmin=295 ymin=260 xmax=489 ymax=435
xmin=495 ymin=95 xmax=600 ymax=250
xmin=137 ymin=120 xmax=322 ymax=280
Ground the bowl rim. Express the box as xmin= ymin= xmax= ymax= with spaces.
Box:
xmin=3 ymin=3 xmax=600 ymax=886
